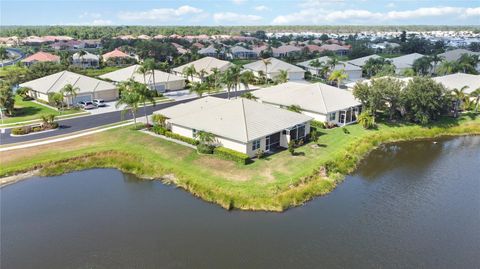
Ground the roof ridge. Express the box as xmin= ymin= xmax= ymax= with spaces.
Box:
xmin=240 ymin=98 xmax=250 ymax=141
xmin=316 ymin=83 xmax=329 ymax=113
xmin=46 ymin=70 xmax=67 ymax=93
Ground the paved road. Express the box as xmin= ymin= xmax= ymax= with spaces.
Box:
xmin=0 ymin=48 xmax=25 ymax=67
xmin=0 ymin=90 xmax=250 ymax=145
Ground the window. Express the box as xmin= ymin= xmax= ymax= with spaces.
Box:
xmin=329 ymin=112 xmax=336 ymax=121
xmin=252 ymin=139 xmax=261 ymax=151
xmin=339 ymin=111 xmax=346 ymax=124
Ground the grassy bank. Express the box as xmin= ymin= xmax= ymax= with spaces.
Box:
xmin=2 ymin=113 xmax=479 ymax=211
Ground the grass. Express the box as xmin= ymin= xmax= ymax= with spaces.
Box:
xmin=2 ymin=95 xmax=80 ymax=124
xmin=80 ymin=66 xmax=123 ymax=77
xmin=231 ymin=59 xmax=256 ymax=66
xmin=1 ymin=113 xmax=479 ymax=211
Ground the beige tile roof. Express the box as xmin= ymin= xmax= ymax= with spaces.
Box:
xmin=156 ymin=96 xmax=312 ymax=143
xmin=243 ymin=57 xmax=305 ymax=74
xmin=253 ymin=82 xmax=361 ymax=114
xmin=99 ymin=64 xmax=185 ymax=84
xmin=20 ymin=70 xmax=116 ymax=95
xmin=297 ymin=56 xmax=361 ymax=72
xmin=172 ymin=56 xmax=232 ymax=75
xmin=154 ymin=96 xmax=228 ymax=119
xmin=433 ymin=73 xmax=480 ymax=94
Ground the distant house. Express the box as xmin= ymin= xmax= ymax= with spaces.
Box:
xmin=21 ymin=51 xmax=60 ymax=66
xmin=192 ymin=42 xmax=205 ymax=49
xmin=198 ymin=45 xmax=224 ymax=58
xmin=99 ymin=64 xmax=185 ymax=92
xmin=102 ymin=48 xmax=135 ymax=66
xmin=171 ymin=43 xmax=188 ymax=54
xmin=82 ymin=39 xmax=102 ymax=49
xmin=304 ymin=44 xmax=324 ymax=53
xmin=230 ymin=46 xmax=258 ymax=59
xmin=72 ymin=51 xmax=100 ymax=68
xmin=172 ymin=56 xmax=233 ymax=82
xmin=154 ymin=96 xmax=312 ymax=157
xmin=19 ymin=70 xmax=118 ymax=104
xmin=252 ymin=45 xmax=269 ymax=56
xmin=390 ymin=53 xmax=424 ymax=74
xmin=253 ymin=82 xmax=362 ymax=125
xmin=297 ymin=56 xmax=362 ymax=82
xmin=347 ymin=54 xmax=383 ymax=68
xmin=433 ymin=73 xmax=480 ymax=95
xmin=243 ymin=57 xmax=305 ymax=81
xmin=370 ymin=42 xmax=400 ymax=52
xmin=50 ymin=40 xmax=85 ymax=50
xmin=319 ymin=44 xmax=351 ymax=56
xmin=272 ymin=45 xmax=301 ymax=57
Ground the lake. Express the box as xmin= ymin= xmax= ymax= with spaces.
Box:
xmin=1 ymin=136 xmax=479 ymax=269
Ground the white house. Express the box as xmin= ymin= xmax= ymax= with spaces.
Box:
xmin=297 ymin=56 xmax=363 ymax=82
xmin=230 ymin=46 xmax=258 ymax=59
xmin=253 ymin=82 xmax=362 ymax=125
xmin=172 ymin=56 xmax=233 ymax=82
xmin=243 ymin=58 xmax=305 ymax=81
xmin=20 ymin=70 xmax=118 ymax=105
xmin=72 ymin=51 xmax=100 ymax=68
xmin=438 ymin=49 xmax=480 ymax=72
xmin=433 ymin=73 xmax=480 ymax=95
xmin=390 ymin=53 xmax=424 ymax=74
xmin=154 ymin=96 xmax=312 ymax=157
xmin=99 ymin=64 xmax=185 ymax=92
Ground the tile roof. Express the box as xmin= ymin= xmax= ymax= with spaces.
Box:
xmin=102 ymin=48 xmax=131 ymax=60
xmin=172 ymin=56 xmax=232 ymax=75
xmin=433 ymin=73 xmax=480 ymax=94
xmin=22 ymin=51 xmax=60 ymax=63
xmin=243 ymin=57 xmax=305 ymax=74
xmin=99 ymin=64 xmax=185 ymax=84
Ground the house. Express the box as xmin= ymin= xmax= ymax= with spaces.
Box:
xmin=370 ymin=42 xmax=400 ymax=52
xmin=50 ymin=40 xmax=84 ymax=50
xmin=72 ymin=51 xmax=100 ymax=68
xmin=19 ymin=70 xmax=118 ymax=105
xmin=347 ymin=54 xmax=383 ymax=68
xmin=230 ymin=46 xmax=258 ymax=59
xmin=390 ymin=53 xmax=424 ymax=74
xmin=253 ymin=82 xmax=362 ymax=125
xmin=172 ymin=57 xmax=233 ymax=81
xmin=102 ymin=48 xmax=135 ymax=66
xmin=243 ymin=58 xmax=305 ymax=81
xmin=154 ymin=96 xmax=312 ymax=157
xmin=21 ymin=51 xmax=60 ymax=66
xmin=438 ymin=49 xmax=480 ymax=71
xmin=272 ymin=45 xmax=301 ymax=57
xmin=198 ymin=45 xmax=224 ymax=58
xmin=304 ymin=44 xmax=324 ymax=53
xmin=99 ymin=64 xmax=185 ymax=92
xmin=433 ymin=73 xmax=480 ymax=95
xmin=319 ymin=44 xmax=351 ymax=55
xmin=297 ymin=56 xmax=363 ymax=82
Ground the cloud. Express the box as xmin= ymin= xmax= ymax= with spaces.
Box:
xmin=213 ymin=12 xmax=262 ymax=24
xmin=254 ymin=5 xmax=269 ymax=11
xmin=118 ymin=5 xmax=203 ymax=21
xmin=272 ymin=6 xmax=478 ymax=24
xmin=232 ymin=0 xmax=247 ymax=4
xmin=299 ymin=0 xmax=345 ymax=8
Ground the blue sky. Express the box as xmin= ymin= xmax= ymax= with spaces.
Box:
xmin=1 ymin=0 xmax=479 ymax=26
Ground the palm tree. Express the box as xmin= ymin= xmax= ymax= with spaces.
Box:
xmin=413 ymin=56 xmax=433 ymax=76
xmin=210 ymin=67 xmax=221 ymax=91
xmin=189 ymin=82 xmax=209 ymax=97
xmin=326 ymin=56 xmax=340 ymax=72
xmin=328 ymin=69 xmax=348 ymax=88
xmin=309 ymin=59 xmax=323 ymax=77
xmin=135 ymin=83 xmax=156 ymax=125
xmin=116 ymin=82 xmax=142 ymax=126
xmin=61 ymin=84 xmax=79 ymax=109
xmin=183 ymin=65 xmax=197 ymax=82
xmin=196 ymin=131 xmax=215 ymax=145
xmin=470 ymin=88 xmax=480 ymax=112
xmin=77 ymin=50 xmax=87 ymax=68
xmin=222 ymin=65 xmax=242 ymax=98
xmin=261 ymin=58 xmax=272 ymax=84
xmin=136 ymin=65 xmax=149 ymax=85
xmin=143 ymin=58 xmax=157 ymax=89
xmin=198 ymin=69 xmax=208 ymax=82
xmin=240 ymin=92 xmax=258 ymax=100
xmin=430 ymin=54 xmax=444 ymax=75
xmin=451 ymin=86 xmax=468 ymax=117
xmin=240 ymin=70 xmax=255 ymax=90
xmin=437 ymin=60 xmax=457 ymax=75
xmin=276 ymin=69 xmax=289 ymax=84
xmin=0 ymin=46 xmax=8 ymax=61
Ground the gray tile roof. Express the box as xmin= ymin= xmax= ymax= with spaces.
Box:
xmin=243 ymin=57 xmax=305 ymax=74
xmin=297 ymin=56 xmax=361 ymax=72
xmin=99 ymin=64 xmax=185 ymax=84
xmin=433 ymin=73 xmax=480 ymax=94
xmin=172 ymin=57 xmax=232 ymax=76
xmin=347 ymin=54 xmax=382 ymax=67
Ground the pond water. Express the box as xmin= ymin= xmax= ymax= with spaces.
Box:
xmin=1 ymin=136 xmax=480 ymax=269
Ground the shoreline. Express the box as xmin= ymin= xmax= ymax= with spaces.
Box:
xmin=1 ymin=114 xmax=479 ymax=211
xmin=0 ymin=170 xmax=40 ymax=188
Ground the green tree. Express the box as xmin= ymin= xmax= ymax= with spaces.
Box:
xmin=16 ymin=87 xmax=31 ymax=100
xmin=430 ymin=54 xmax=444 ymax=75
xmin=357 ymin=111 xmax=375 ymax=129
xmin=0 ymin=81 xmax=15 ymax=116
xmin=261 ymin=58 xmax=272 ymax=85
xmin=135 ymin=82 xmax=156 ymax=125
xmin=352 ymin=80 xmax=384 ymax=120
xmin=61 ymin=84 xmax=79 ymax=109
xmin=183 ymin=65 xmax=197 ymax=82
xmin=0 ymin=46 xmax=8 ymax=61
xmin=240 ymin=92 xmax=258 ymax=100
xmin=116 ymin=81 xmax=142 ymax=126
xmin=412 ymin=56 xmax=433 ymax=76
xmin=328 ymin=69 xmax=348 ymax=88
xmin=287 ymin=104 xmax=302 ymax=113
xmin=143 ymin=58 xmax=157 ymax=89
xmin=189 ymin=82 xmax=209 ymax=97
xmin=136 ymin=64 xmax=150 ymax=85
xmin=362 ymin=57 xmax=394 ymax=78
xmin=276 ymin=69 xmax=289 ymax=84
xmin=436 ymin=60 xmax=457 ymax=75
xmin=240 ymin=70 xmax=255 ymax=90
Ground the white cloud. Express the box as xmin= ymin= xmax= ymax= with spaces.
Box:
xmin=299 ymin=0 xmax=345 ymax=8
xmin=232 ymin=0 xmax=247 ymax=4
xmin=254 ymin=5 xmax=269 ymax=11
xmin=213 ymin=12 xmax=262 ymax=24
xmin=272 ymin=6 xmax=478 ymax=24
xmin=118 ymin=5 xmax=203 ymax=21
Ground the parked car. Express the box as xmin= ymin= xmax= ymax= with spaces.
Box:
xmin=78 ymin=101 xmax=96 ymax=110
xmin=93 ymin=99 xmax=106 ymax=107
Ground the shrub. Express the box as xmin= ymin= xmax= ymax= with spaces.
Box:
xmin=197 ymin=144 xmax=215 ymax=154
xmin=164 ymin=131 xmax=199 ymax=145
xmin=310 ymin=120 xmax=326 ymax=129
xmin=152 ymin=114 xmax=167 ymax=127
xmin=214 ymin=147 xmax=251 ymax=165
xmin=288 ymin=140 xmax=295 ymax=155
xmin=32 ymin=126 xmax=42 ymax=132
xmin=12 ymin=127 xmax=26 ymax=135
xmin=151 ymin=125 xmax=167 ymax=135
xmin=358 ymin=111 xmax=376 ymax=129
xmin=256 ymin=149 xmax=265 ymax=159
xmin=309 ymin=129 xmax=320 ymax=142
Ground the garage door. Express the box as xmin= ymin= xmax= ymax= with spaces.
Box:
xmin=95 ymin=89 xmax=118 ymax=101
xmin=154 ymin=84 xmax=166 ymax=93
xmin=72 ymin=94 xmax=92 ymax=104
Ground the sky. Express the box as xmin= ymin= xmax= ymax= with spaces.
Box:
xmin=1 ymin=0 xmax=479 ymax=26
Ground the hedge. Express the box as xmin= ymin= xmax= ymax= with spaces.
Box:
xmin=214 ymin=146 xmax=251 ymax=165
xmin=164 ymin=130 xmax=199 ymax=146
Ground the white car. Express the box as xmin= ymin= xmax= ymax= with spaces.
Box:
xmin=93 ymin=99 xmax=106 ymax=107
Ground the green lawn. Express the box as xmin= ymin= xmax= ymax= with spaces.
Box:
xmin=2 ymin=113 xmax=479 ymax=211
xmin=2 ymin=95 xmax=81 ymax=124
